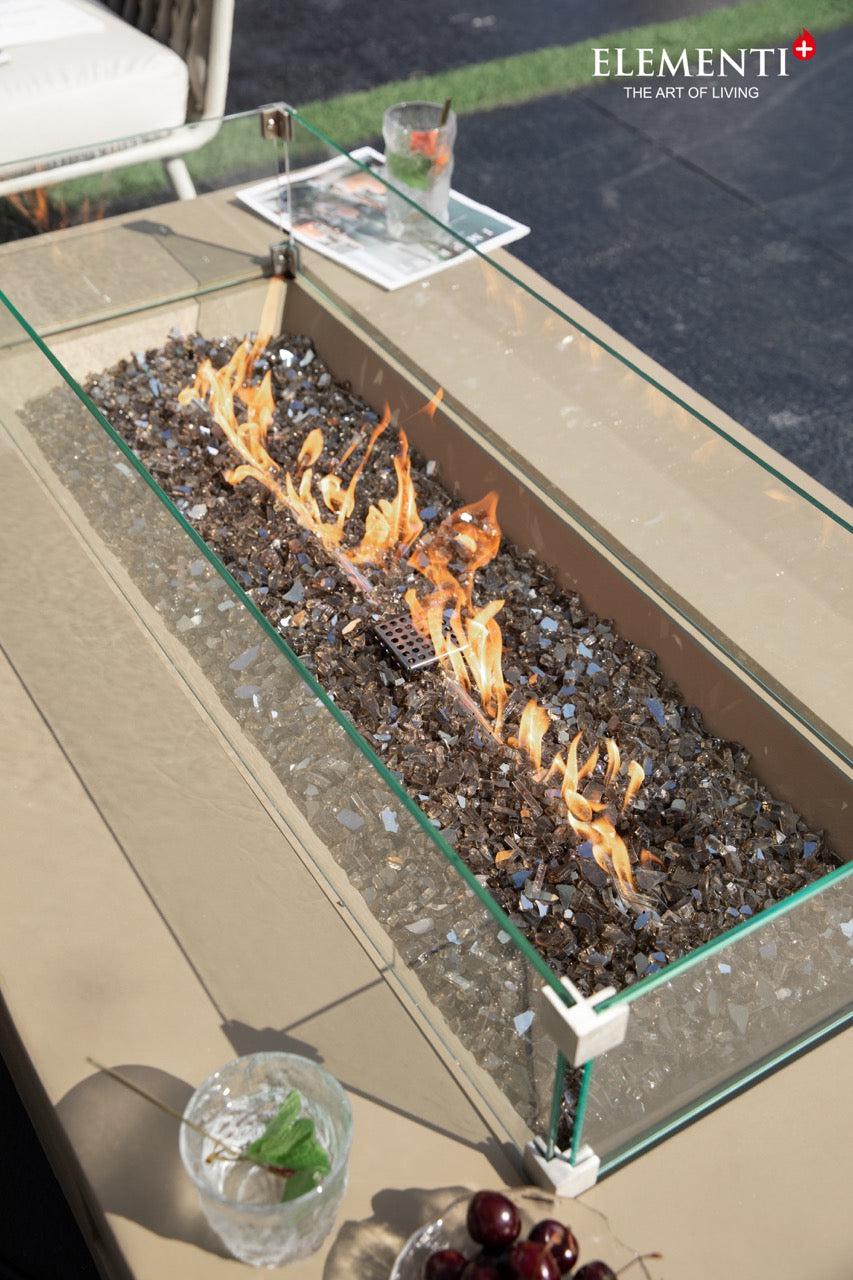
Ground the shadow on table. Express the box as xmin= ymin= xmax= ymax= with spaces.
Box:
xmin=223 ymin=1017 xmax=322 ymax=1064
xmin=54 ymin=1066 xmax=494 ymax=1277
xmin=56 ymin=1064 xmax=229 ymax=1258
xmin=55 ymin=1034 xmax=518 ymax=1269
xmin=220 ymin=1022 xmax=521 ymax=1274
xmin=323 ymin=1184 xmax=471 ymax=1280
xmin=222 ymin=1018 xmax=517 ymax=1170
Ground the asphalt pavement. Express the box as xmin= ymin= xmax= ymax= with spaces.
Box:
xmin=454 ymin=30 xmax=853 ymax=499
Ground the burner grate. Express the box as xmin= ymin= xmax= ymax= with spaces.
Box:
xmin=372 ymin=613 xmax=441 ymax=675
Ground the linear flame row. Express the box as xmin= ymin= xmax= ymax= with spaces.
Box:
xmin=179 ymin=337 xmax=422 ymax=566
xmin=180 ymin=334 xmax=652 ymax=902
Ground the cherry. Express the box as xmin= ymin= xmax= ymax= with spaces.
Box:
xmin=573 ymin=1265 xmax=616 ymax=1280
xmin=528 ymin=1220 xmax=580 ymax=1274
xmin=466 ymin=1192 xmax=521 ymax=1250
xmin=505 ymin=1240 xmax=561 ymax=1280
xmin=425 ymin=1248 xmax=469 ymax=1280
xmin=461 ymin=1262 xmax=504 ymax=1280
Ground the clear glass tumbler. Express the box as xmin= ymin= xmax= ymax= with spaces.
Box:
xmin=382 ymin=101 xmax=457 ymax=240
xmin=179 ymin=1052 xmax=352 ymax=1267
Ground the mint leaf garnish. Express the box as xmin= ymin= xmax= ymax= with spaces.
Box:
xmin=245 ymin=1115 xmax=313 ymax=1165
xmin=281 ymin=1167 xmax=323 ymax=1202
xmin=243 ymin=1089 xmax=331 ymax=1202
xmin=387 ymin=150 xmax=434 ymax=189
xmin=244 ymin=1088 xmax=300 ymax=1161
xmin=283 ymin=1133 xmax=331 ymax=1174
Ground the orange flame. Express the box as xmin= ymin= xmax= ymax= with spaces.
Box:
xmin=622 ymin=760 xmax=646 ymax=811
xmin=338 ymin=436 xmax=361 ymax=467
xmin=583 ymin=817 xmax=637 ymax=902
xmin=297 ymin=426 xmax=324 ymax=469
xmin=406 ymin=491 xmax=506 ymax=733
xmin=8 ymin=187 xmax=51 ymax=230
xmin=179 ymin=335 xmax=278 ymax=478
xmin=180 ymin=344 xmax=420 ymax=569
xmin=409 ymin=492 xmax=501 ymax=605
xmin=457 ymin=598 xmax=508 ymax=732
xmin=603 ymin=738 xmax=621 ymax=789
xmin=328 ymin=410 xmax=390 ymax=532
xmin=284 ymin=409 xmax=399 ymax=555
xmin=404 ymin=584 xmax=470 ymax=687
xmin=335 ymin=403 xmax=392 ymax=471
xmin=319 ymin=473 xmax=346 ymax=512
xmin=545 ymin=732 xmax=650 ymax=901
xmin=350 ymin=428 xmax=423 ymax=565
xmin=516 ymin=698 xmax=551 ymax=773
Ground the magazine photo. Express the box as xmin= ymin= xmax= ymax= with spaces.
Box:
xmin=237 ymin=146 xmax=530 ymax=290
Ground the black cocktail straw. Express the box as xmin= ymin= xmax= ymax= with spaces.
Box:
xmin=440 ymin=97 xmax=452 ymax=125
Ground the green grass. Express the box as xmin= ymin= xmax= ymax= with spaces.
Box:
xmin=32 ymin=0 xmax=852 ymax=210
xmin=298 ymin=0 xmax=847 ymax=145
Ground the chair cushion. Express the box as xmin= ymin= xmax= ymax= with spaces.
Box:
xmin=0 ymin=0 xmax=189 ymax=169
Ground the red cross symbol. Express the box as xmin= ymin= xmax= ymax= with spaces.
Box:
xmin=792 ymin=28 xmax=816 ymax=59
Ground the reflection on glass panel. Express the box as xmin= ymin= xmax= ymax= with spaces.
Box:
xmin=0 ymin=114 xmax=276 ymax=336
xmin=1 ymin=111 xmax=273 ymax=238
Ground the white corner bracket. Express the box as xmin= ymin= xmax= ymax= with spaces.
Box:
xmin=537 ymin=976 xmax=629 ymax=1067
xmin=524 ymin=1137 xmax=600 ymax=1197
xmin=525 ymin=980 xmax=628 ymax=1197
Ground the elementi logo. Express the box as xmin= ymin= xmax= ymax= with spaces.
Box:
xmin=593 ymin=32 xmax=816 ymax=100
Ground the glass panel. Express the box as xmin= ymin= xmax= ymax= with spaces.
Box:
xmin=280 ymin=106 xmax=852 ymax=767
xmin=0 ymin=112 xmax=276 ymax=337
xmin=0 ymin=109 xmax=274 ymax=220
xmin=1 ymin=104 xmax=850 ymax=1173
xmin=0 ymin=108 xmax=268 ymax=195
xmin=3 ymin=106 xmax=850 ymax=766
xmin=0 ymin=284 xmax=568 ymax=1153
xmin=573 ymin=864 xmax=853 ymax=1170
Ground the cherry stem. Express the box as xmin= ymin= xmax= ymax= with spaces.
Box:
xmin=85 ymin=1058 xmax=292 ymax=1177
xmin=616 ymin=1253 xmax=664 ymax=1276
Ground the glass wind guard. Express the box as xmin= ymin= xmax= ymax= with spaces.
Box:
xmin=573 ymin=864 xmax=853 ymax=1171
xmin=0 ymin=288 xmax=568 ymax=1154
xmin=0 ymin=112 xmax=278 ymax=339
xmin=1 ymin=102 xmax=850 ymax=1172
xmin=279 ymin=106 xmax=853 ymax=768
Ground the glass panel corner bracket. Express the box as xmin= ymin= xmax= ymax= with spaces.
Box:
xmin=524 ymin=978 xmax=630 ymax=1196
xmin=259 ymin=102 xmax=300 ymax=280
xmin=539 ymin=976 xmax=630 ymax=1068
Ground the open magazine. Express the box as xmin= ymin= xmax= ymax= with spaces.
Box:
xmin=237 ymin=146 xmax=530 ymax=291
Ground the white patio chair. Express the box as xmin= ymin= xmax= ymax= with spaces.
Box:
xmin=0 ymin=0 xmax=234 ymax=199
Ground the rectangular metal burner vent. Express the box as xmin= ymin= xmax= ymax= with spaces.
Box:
xmin=372 ymin=613 xmax=439 ymax=675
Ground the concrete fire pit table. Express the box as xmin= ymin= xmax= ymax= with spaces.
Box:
xmin=0 ymin=111 xmax=850 ymax=1279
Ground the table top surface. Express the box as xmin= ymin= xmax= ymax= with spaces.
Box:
xmin=0 ymin=189 xmax=850 ymax=1280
